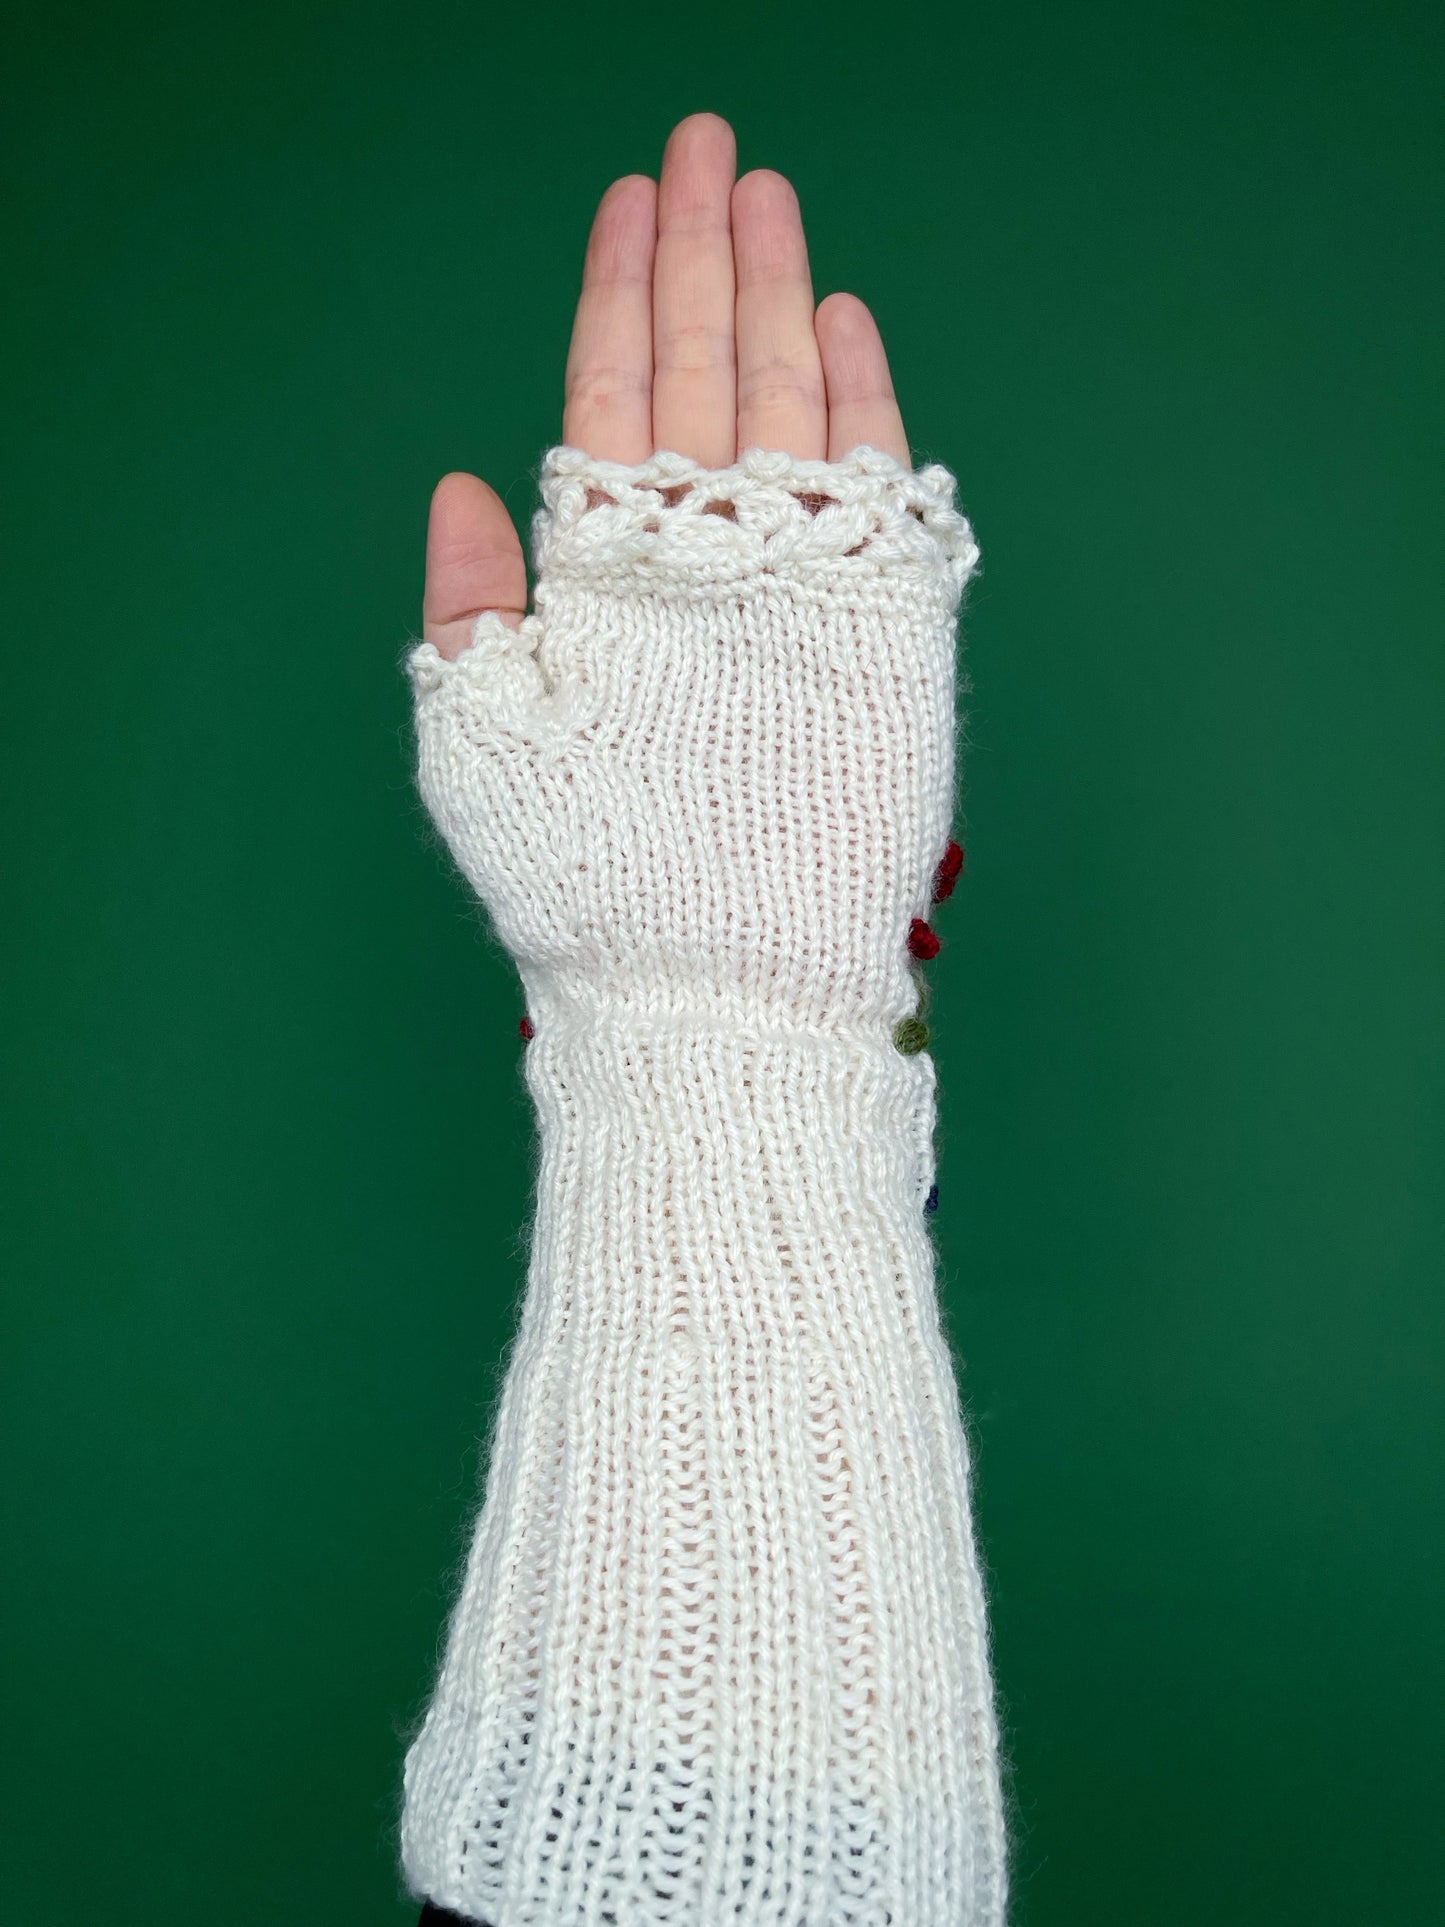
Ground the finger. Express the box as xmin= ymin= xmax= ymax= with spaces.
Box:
xmin=563 ymin=174 xmax=657 ymax=463
xmin=732 ymin=170 xmax=826 ymax=461
xmin=422 ymin=471 xmax=527 ymax=661
xmin=652 ymin=112 xmax=737 ymax=467
xmin=815 ymin=292 xmax=910 ymax=467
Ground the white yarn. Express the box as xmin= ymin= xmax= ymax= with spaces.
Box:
xmin=400 ymin=444 xmax=1009 ymax=1926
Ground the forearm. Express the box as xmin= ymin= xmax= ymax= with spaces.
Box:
xmin=405 ymin=1020 xmax=1002 ymax=1919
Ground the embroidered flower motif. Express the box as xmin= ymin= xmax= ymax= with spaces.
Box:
xmin=933 ymin=839 xmax=965 ymax=903
xmin=908 ymin=918 xmax=941 ymax=960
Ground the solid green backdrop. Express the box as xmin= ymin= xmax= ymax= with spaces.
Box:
xmin=3 ymin=2 xmax=1441 ymax=1922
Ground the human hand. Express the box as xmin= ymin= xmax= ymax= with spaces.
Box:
xmin=422 ymin=111 xmax=911 ymax=660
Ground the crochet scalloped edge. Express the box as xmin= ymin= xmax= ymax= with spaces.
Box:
xmin=529 ymin=442 xmax=980 ymax=585
xmin=403 ymin=444 xmax=981 ymax=694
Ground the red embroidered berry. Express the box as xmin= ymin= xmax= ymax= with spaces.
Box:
xmin=933 ymin=839 xmax=965 ymax=903
xmin=908 ymin=918 xmax=941 ymax=960
xmin=518 ymin=1016 xmax=535 ymax=1040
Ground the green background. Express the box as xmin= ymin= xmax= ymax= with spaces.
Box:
xmin=4 ymin=2 xmax=1441 ymax=1921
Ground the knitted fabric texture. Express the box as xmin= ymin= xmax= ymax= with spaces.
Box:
xmin=401 ymin=443 xmax=1010 ymax=1927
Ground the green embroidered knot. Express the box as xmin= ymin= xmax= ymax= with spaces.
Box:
xmin=892 ymin=1015 xmax=931 ymax=1055
xmin=892 ymin=967 xmax=933 ymax=1055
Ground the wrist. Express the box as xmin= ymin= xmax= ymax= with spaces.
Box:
xmin=519 ymin=1015 xmax=942 ymax=1292
xmin=514 ymin=953 xmax=934 ymax=1044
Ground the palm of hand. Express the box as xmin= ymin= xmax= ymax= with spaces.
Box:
xmin=422 ymin=112 xmax=911 ymax=660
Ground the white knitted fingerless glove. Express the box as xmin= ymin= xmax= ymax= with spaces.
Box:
xmin=400 ymin=445 xmax=1010 ymax=1927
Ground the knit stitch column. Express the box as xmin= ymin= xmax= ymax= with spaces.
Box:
xmin=400 ymin=445 xmax=1010 ymax=1927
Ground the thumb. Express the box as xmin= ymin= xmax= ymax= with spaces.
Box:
xmin=422 ymin=470 xmax=527 ymax=660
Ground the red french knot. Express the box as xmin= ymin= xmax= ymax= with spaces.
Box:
xmin=908 ymin=918 xmax=941 ymax=960
xmin=518 ymin=1016 xmax=535 ymax=1041
xmin=933 ymin=839 xmax=965 ymax=903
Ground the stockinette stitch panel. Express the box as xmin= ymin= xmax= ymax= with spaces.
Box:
xmin=400 ymin=443 xmax=1010 ymax=1927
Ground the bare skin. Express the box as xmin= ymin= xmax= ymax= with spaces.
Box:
xmin=421 ymin=112 xmax=911 ymax=661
